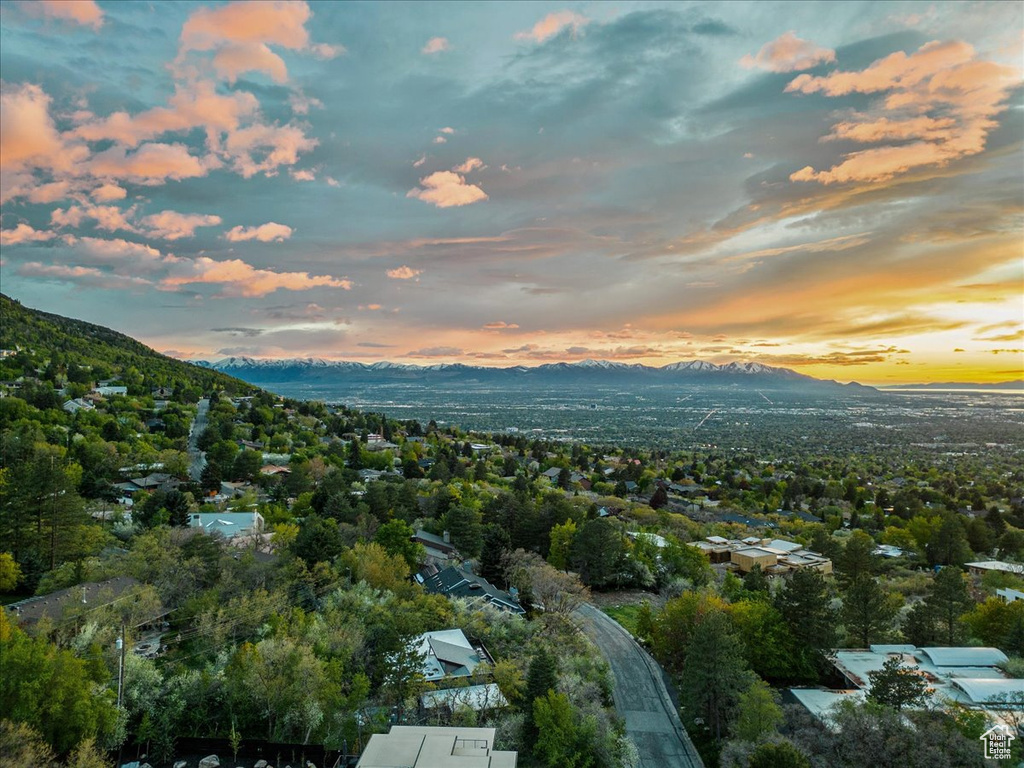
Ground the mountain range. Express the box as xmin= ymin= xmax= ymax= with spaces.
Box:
xmin=195 ymin=356 xmax=876 ymax=393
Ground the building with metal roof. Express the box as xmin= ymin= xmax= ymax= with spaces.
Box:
xmin=413 ymin=629 xmax=493 ymax=682
xmin=918 ymin=647 xmax=1008 ymax=668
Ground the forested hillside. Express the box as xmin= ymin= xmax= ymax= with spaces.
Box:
xmin=0 ymin=294 xmax=255 ymax=402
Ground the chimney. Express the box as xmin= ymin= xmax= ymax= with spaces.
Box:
xmin=443 ymin=530 xmax=450 ymax=544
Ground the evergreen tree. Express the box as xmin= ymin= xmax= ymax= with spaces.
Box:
xmin=523 ymin=648 xmax=558 ymax=736
xmin=742 ymin=564 xmax=769 ymax=595
xmin=649 ymin=485 xmax=668 ymax=510
xmin=835 ymin=530 xmax=877 ymax=586
xmin=867 ymin=657 xmax=928 ymax=711
xmin=926 ymin=512 xmax=970 ymax=567
xmin=926 ymin=566 xmax=973 ymax=645
xmin=570 ymin=518 xmax=626 ymax=588
xmin=841 ymin=576 xmax=900 ymax=648
xmin=443 ymin=505 xmax=484 ymax=558
xmin=480 ymin=524 xmax=511 ymax=585
xmin=680 ymin=610 xmax=753 ymax=742
xmin=775 ymin=568 xmax=836 ymax=680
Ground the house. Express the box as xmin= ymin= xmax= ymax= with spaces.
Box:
xmin=7 ymin=576 xmax=146 ymax=629
xmin=412 ymin=629 xmax=494 ymax=682
xmin=412 ymin=529 xmax=457 ymax=561
xmin=540 ymin=467 xmax=563 ymax=482
xmin=63 ymin=398 xmax=95 ymax=414
xmin=92 ymin=385 xmax=128 ymax=396
xmin=967 ymin=561 xmax=1024 ymax=577
xmin=260 ymin=464 xmax=291 ymax=476
xmin=114 ymin=473 xmax=179 ymax=496
xmin=357 ymin=726 xmax=517 ymax=768
xmin=417 ymin=565 xmax=525 ymax=615
xmin=689 ymin=535 xmax=833 ymax=575
xmin=997 ymin=588 xmax=1024 ymax=603
xmin=792 ymin=645 xmax=1024 ymax=733
xmin=189 ymin=511 xmax=264 ymax=539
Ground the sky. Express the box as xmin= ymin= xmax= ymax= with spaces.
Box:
xmin=0 ymin=1 xmax=1022 ymax=385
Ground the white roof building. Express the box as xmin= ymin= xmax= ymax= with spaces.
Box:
xmin=793 ymin=645 xmax=1022 ymax=731
xmin=358 ymin=726 xmax=516 ymax=768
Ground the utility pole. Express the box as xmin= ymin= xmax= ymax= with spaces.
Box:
xmin=116 ymin=623 xmax=126 ymax=708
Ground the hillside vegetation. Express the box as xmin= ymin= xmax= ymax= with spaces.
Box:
xmin=0 ymin=294 xmax=254 ymax=401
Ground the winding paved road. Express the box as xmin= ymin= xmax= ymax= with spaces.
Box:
xmin=187 ymin=398 xmax=209 ymax=481
xmin=575 ymin=603 xmax=703 ymax=768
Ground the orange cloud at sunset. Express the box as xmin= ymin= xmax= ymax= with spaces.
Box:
xmin=740 ymin=31 xmax=835 ymax=72
xmin=162 ymin=257 xmax=351 ymax=297
xmin=789 ymin=40 xmax=1020 ymax=184
xmin=515 ymin=11 xmax=588 ymax=43
xmin=20 ymin=0 xmax=103 ymax=29
xmin=407 ymin=171 xmax=488 ymax=208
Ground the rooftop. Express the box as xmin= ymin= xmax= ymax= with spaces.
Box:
xmin=357 ymin=726 xmax=516 ymax=768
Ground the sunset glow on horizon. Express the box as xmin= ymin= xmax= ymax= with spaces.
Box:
xmin=0 ymin=1 xmax=1021 ymax=386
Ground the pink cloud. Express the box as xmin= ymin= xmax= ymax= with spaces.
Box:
xmin=483 ymin=321 xmax=520 ymax=331
xmin=213 ymin=43 xmax=289 ymax=84
xmin=433 ymin=136 xmax=447 ymax=145
xmin=407 ymin=171 xmax=488 ymax=208
xmin=75 ymin=81 xmax=260 ymax=149
xmin=142 ymin=210 xmax=223 ymax=240
xmin=67 ymin=237 xmax=166 ymax=272
xmin=289 ymin=91 xmax=323 ymax=115
xmin=453 ymin=157 xmax=484 ymax=173
xmin=21 ymin=0 xmax=103 ymax=29
xmin=740 ymin=31 xmax=835 ymax=73
xmin=386 ymin=266 xmax=421 ymax=279
xmin=225 ymin=222 xmax=294 ymax=242
xmin=51 ymin=204 xmax=137 ymax=233
xmin=163 ymin=256 xmax=351 ymax=297
xmin=439 ymin=127 xmax=455 ymax=134
xmin=422 ymin=37 xmax=450 ymax=55
xmin=290 ymin=169 xmax=316 ymax=181
xmin=178 ymin=1 xmax=339 ymax=82
xmin=788 ymin=40 xmax=1020 ymax=185
xmin=515 ymin=11 xmax=588 ymax=43
xmin=91 ymin=183 xmax=127 ymax=202
xmin=0 ymin=83 xmax=87 ymax=174
xmin=180 ymin=1 xmax=311 ymax=52
xmin=27 ymin=180 xmax=73 ymax=204
xmin=0 ymin=223 xmax=55 ymax=246
xmin=310 ymin=42 xmax=345 ymax=59
xmin=87 ymin=143 xmax=213 ymax=184
xmin=224 ymin=122 xmax=318 ymax=177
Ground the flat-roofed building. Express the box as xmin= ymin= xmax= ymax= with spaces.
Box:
xmin=731 ymin=547 xmax=778 ymax=573
xmin=966 ymin=560 xmax=1024 ymax=577
xmin=793 ymin=644 xmax=1021 ymax=732
xmin=357 ymin=725 xmax=516 ymax=767
xmin=690 ymin=535 xmax=833 ymax=575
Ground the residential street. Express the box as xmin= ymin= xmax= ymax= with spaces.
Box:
xmin=575 ymin=603 xmax=704 ymax=768
xmin=187 ymin=398 xmax=209 ymax=482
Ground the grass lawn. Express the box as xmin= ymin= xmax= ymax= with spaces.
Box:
xmin=602 ymin=604 xmax=642 ymax=636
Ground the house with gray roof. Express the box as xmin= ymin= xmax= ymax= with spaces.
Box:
xmin=417 ymin=565 xmax=525 ymax=615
